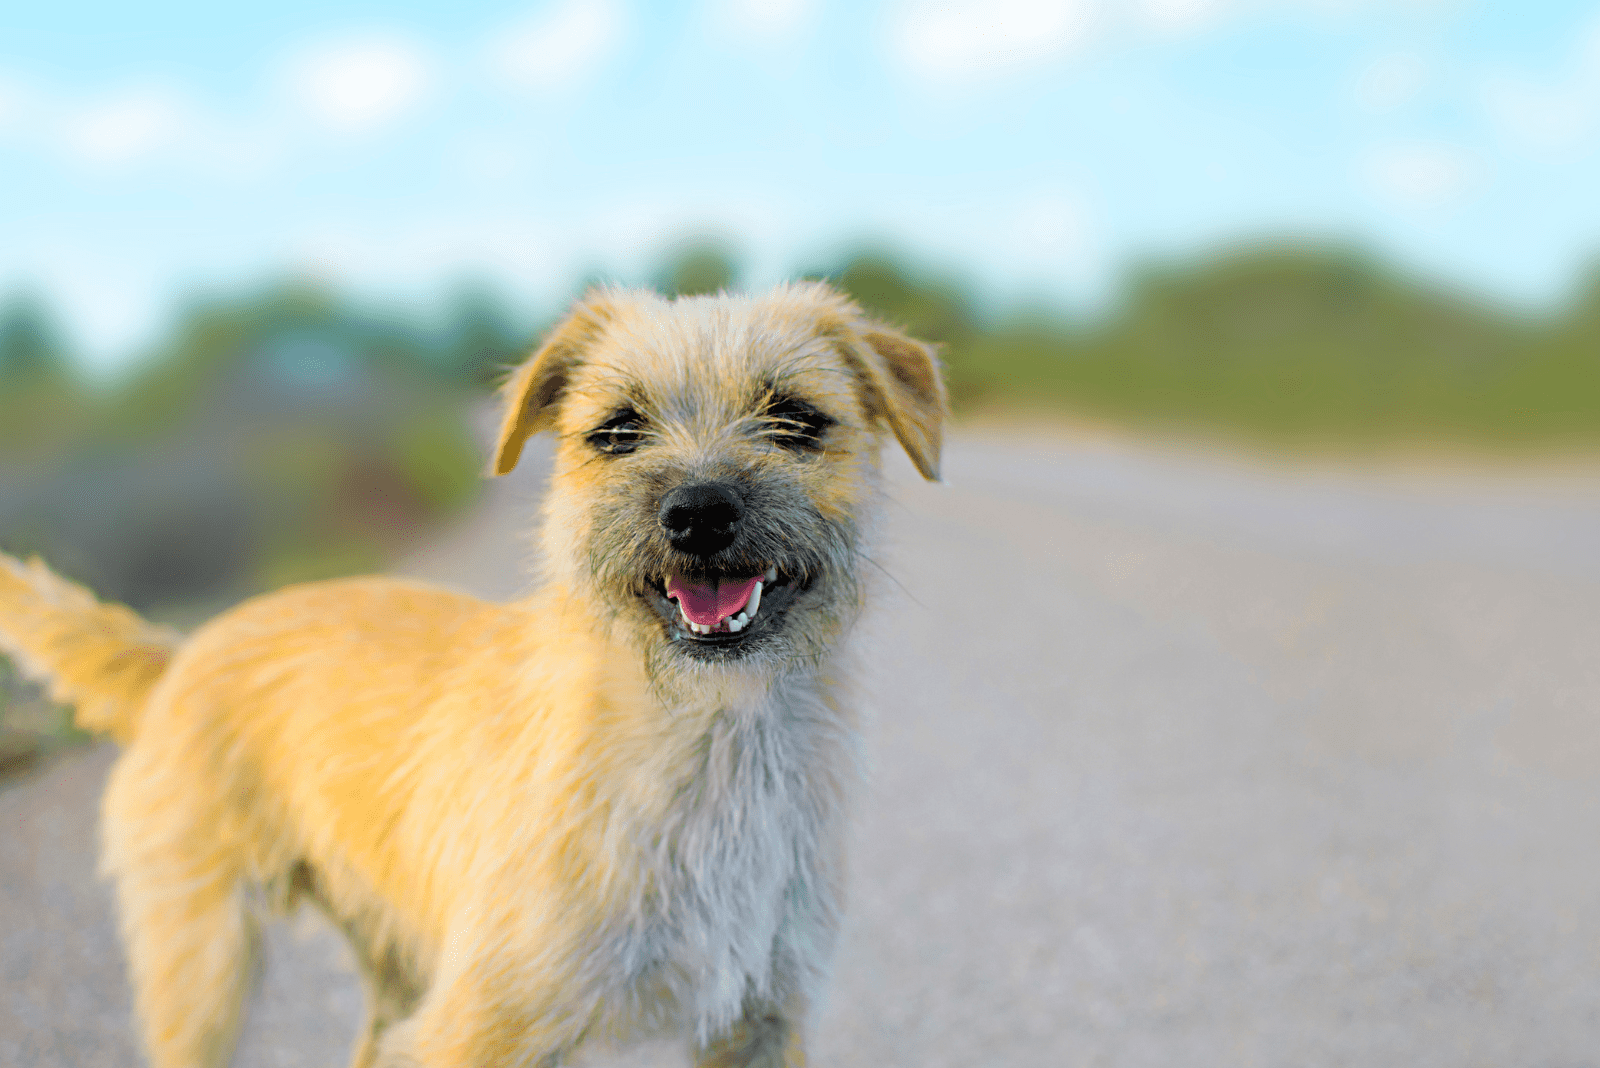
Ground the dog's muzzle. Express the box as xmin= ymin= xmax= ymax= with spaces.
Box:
xmin=646 ymin=480 xmax=810 ymax=653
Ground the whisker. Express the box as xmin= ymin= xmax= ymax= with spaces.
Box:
xmin=854 ymin=551 xmax=922 ymax=607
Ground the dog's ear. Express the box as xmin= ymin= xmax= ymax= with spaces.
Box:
xmin=854 ymin=324 xmax=949 ymax=482
xmin=491 ymin=293 xmax=615 ymax=476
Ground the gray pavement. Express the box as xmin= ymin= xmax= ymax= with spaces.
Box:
xmin=4 ymin=431 xmax=1600 ymax=1067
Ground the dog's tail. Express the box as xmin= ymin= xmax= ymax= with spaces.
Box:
xmin=0 ymin=552 xmax=180 ymax=744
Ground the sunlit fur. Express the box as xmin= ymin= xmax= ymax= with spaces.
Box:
xmin=0 ymin=282 xmax=946 ymax=1068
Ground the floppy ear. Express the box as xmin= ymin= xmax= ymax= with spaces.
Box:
xmin=854 ymin=324 xmax=949 ymax=481
xmin=491 ymin=293 xmax=614 ymax=476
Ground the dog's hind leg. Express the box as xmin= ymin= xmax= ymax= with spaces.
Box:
xmin=101 ymin=757 xmax=261 ymax=1068
xmin=346 ymin=938 xmax=427 ymax=1068
xmin=277 ymin=861 xmax=425 ymax=1068
xmin=108 ymin=857 xmax=261 ymax=1068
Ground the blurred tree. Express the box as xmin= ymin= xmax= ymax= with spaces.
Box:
xmin=655 ymin=241 xmax=740 ymax=297
xmin=0 ymin=293 xmax=74 ymax=382
xmin=1 ymin=280 xmax=482 ymax=614
xmin=0 ymin=293 xmax=86 ymax=459
xmin=1493 ymin=260 xmax=1600 ymax=442
xmin=1064 ymin=245 xmax=1535 ymax=439
xmin=821 ymin=253 xmax=988 ymax=404
xmin=835 ymin=254 xmax=975 ymax=343
xmin=108 ymin=279 xmax=449 ymax=440
xmin=444 ymin=283 xmax=528 ymax=388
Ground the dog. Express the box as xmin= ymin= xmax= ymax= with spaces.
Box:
xmin=0 ymin=281 xmax=946 ymax=1068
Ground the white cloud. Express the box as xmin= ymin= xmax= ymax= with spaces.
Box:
xmin=887 ymin=0 xmax=1374 ymax=83
xmin=1482 ymin=10 xmax=1600 ymax=154
xmin=1138 ymin=0 xmax=1397 ymax=39
xmin=283 ymin=35 xmax=433 ymax=133
xmin=1013 ymin=189 xmax=1091 ymax=259
xmin=1137 ymin=0 xmax=1228 ymax=35
xmin=1363 ymin=143 xmax=1475 ymax=208
xmin=0 ymin=73 xmax=37 ymax=134
xmin=889 ymin=0 xmax=1101 ymax=83
xmin=454 ymin=136 xmax=537 ymax=190
xmin=490 ymin=0 xmax=625 ymax=95
xmin=1354 ymin=53 xmax=1428 ymax=112
xmin=62 ymin=87 xmax=195 ymax=167
xmin=1483 ymin=75 xmax=1596 ymax=151
xmin=719 ymin=0 xmax=815 ymax=41
xmin=293 ymin=216 xmax=567 ymax=292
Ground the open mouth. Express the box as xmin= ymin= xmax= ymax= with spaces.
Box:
xmin=650 ymin=565 xmax=799 ymax=645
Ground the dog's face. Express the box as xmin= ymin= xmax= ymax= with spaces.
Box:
xmin=491 ymin=282 xmax=946 ymax=683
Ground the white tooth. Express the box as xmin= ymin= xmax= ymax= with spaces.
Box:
xmin=764 ymin=566 xmax=777 ymax=583
xmin=728 ymin=616 xmax=743 ymax=632
xmin=746 ymin=581 xmax=762 ymax=619
xmin=736 ymin=612 xmax=748 ymax=625
xmin=678 ymin=600 xmax=694 ymax=627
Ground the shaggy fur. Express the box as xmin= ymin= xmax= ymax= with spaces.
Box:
xmin=0 ymin=282 xmax=946 ymax=1068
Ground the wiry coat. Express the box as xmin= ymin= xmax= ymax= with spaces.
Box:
xmin=0 ymin=282 xmax=946 ymax=1068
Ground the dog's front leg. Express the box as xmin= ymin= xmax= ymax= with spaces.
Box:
xmin=694 ymin=999 xmax=808 ymax=1068
xmin=369 ymin=970 xmax=573 ymax=1068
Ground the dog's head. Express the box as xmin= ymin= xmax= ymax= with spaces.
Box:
xmin=492 ymin=281 xmax=946 ymax=679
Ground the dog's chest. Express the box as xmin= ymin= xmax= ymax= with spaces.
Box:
xmin=617 ymin=695 xmax=843 ymax=1038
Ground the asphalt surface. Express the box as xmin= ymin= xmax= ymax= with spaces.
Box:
xmin=4 ymin=430 xmax=1600 ymax=1067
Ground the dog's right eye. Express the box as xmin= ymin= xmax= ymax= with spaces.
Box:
xmin=587 ymin=410 xmax=645 ymax=455
xmin=763 ymin=394 xmax=833 ymax=452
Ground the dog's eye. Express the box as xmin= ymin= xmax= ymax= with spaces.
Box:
xmin=587 ymin=409 xmax=646 ymax=455
xmin=764 ymin=395 xmax=833 ymax=452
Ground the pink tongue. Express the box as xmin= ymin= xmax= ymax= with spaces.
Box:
xmin=666 ymin=572 xmax=761 ymax=627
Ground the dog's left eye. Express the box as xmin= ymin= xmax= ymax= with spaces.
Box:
xmin=764 ymin=395 xmax=833 ymax=451
xmin=587 ymin=410 xmax=646 ymax=455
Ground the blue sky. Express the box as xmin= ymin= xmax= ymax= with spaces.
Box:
xmin=4 ymin=0 xmax=1600 ymax=368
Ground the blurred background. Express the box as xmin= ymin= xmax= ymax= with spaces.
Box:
xmin=4 ymin=2 xmax=1600 ymax=1065
xmin=4 ymin=0 xmax=1599 ymax=622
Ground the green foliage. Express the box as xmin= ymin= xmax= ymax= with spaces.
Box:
xmin=835 ymin=254 xmax=976 ymax=344
xmin=256 ymin=530 xmax=388 ymax=593
xmin=823 ymin=254 xmax=987 ymax=403
xmin=0 ymin=293 xmax=73 ymax=382
xmin=394 ymin=409 xmax=483 ymax=512
xmin=0 ymin=294 xmax=88 ymax=460
xmin=0 ymin=278 xmax=487 ymax=613
xmin=0 ymin=659 xmax=82 ymax=760
xmin=655 ymin=241 xmax=740 ymax=297
xmin=106 ymin=280 xmax=457 ymax=441
xmin=443 ymin=283 xmax=529 ymax=387
xmin=830 ymin=244 xmax=1600 ymax=447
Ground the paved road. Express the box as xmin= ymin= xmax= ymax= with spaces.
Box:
xmin=4 ymin=431 xmax=1599 ymax=1067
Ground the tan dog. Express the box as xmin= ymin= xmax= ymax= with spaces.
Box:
xmin=0 ymin=282 xmax=946 ymax=1068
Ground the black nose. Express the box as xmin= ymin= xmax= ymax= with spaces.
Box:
xmin=658 ymin=482 xmax=745 ymax=558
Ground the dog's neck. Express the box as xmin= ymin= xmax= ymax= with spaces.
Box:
xmin=659 ymin=665 xmax=811 ymax=720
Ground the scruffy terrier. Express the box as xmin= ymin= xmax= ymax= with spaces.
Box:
xmin=0 ymin=282 xmax=945 ymax=1068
